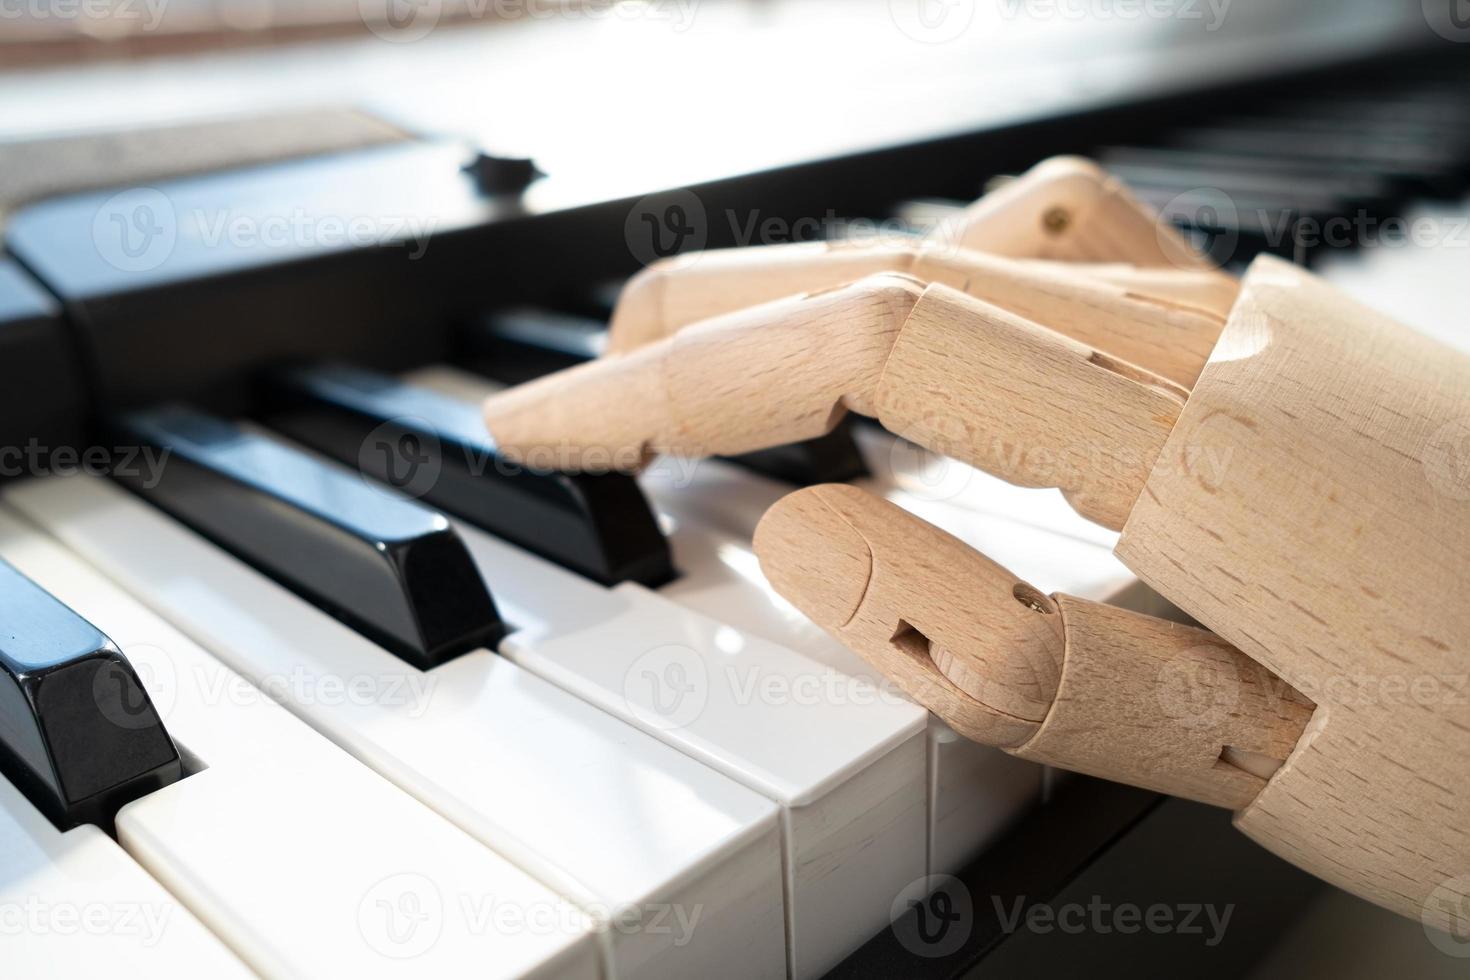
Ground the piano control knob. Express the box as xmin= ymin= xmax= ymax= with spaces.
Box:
xmin=462 ymin=151 xmax=544 ymax=195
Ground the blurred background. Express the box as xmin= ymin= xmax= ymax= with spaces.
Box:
xmin=0 ymin=1 xmax=1461 ymax=204
xmin=2 ymin=3 xmax=1468 ymax=977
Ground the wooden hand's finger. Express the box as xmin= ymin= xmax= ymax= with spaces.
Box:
xmin=483 ymin=274 xmax=923 ymax=470
xmin=754 ymin=484 xmax=1316 ymax=810
xmin=752 ymin=483 xmax=1063 ymax=748
xmin=872 ymin=281 xmax=1187 ymax=530
xmin=935 ymin=156 xmax=1213 ymax=270
xmin=610 ymin=240 xmax=1230 ymax=387
xmin=607 ymin=241 xmax=909 ymax=353
xmin=1024 ymin=260 xmax=1240 ymax=317
xmin=486 ymin=274 xmax=1186 ymax=529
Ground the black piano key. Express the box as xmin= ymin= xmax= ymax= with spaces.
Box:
xmin=724 ymin=430 xmax=870 ymax=485
xmin=1132 ymin=187 xmax=1342 ymax=263
xmin=1220 ymin=114 xmax=1470 ymax=163
xmin=1168 ymin=126 xmax=1464 ymax=196
xmin=465 ymin=308 xmax=872 ymax=486
xmin=1169 ymin=123 xmax=1468 ymax=174
xmin=488 ymin=307 xmax=607 ymax=361
xmin=1133 ymin=184 xmax=1343 ymax=225
xmin=586 ymin=281 xmax=626 ymax=320
xmin=0 ymin=259 xmax=87 ymax=461
xmin=0 ymin=558 xmax=182 ymax=830
xmin=1311 ymin=113 xmax=1470 ymax=146
xmin=1100 ymin=160 xmax=1395 ymax=215
xmin=467 ymin=307 xmax=607 ymax=386
xmin=1269 ymin=96 xmax=1470 ymax=128
xmin=111 ymin=407 xmax=504 ymax=670
xmin=260 ymin=363 xmax=675 ymax=588
xmin=1098 ymin=144 xmax=1416 ymax=186
xmin=1097 ymin=146 xmax=1421 ymax=213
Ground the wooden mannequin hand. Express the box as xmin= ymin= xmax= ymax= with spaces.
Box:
xmin=480 ymin=159 xmax=1470 ymax=935
xmin=608 ymin=155 xmax=1233 ymax=360
xmin=483 ymin=270 xmax=1197 ymax=528
xmin=479 ymin=258 xmax=1312 ymax=793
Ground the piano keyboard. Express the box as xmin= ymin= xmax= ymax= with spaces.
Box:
xmin=1 ymin=30 xmax=1467 ymax=980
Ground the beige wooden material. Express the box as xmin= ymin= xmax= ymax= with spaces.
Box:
xmin=481 ymin=160 xmax=1470 ymax=929
xmin=1118 ymin=255 xmax=1470 ymax=935
xmin=752 ymin=484 xmax=1314 ymax=810
xmin=752 ymin=481 xmax=1057 ymax=750
xmin=1017 ymin=595 xmax=1313 ymax=809
xmin=934 ymin=155 xmax=1213 ymax=270
xmin=873 ymin=283 xmax=1185 ymax=530
xmin=484 ymin=275 xmax=921 ymax=471
xmin=608 ymin=241 xmax=1230 ymax=388
xmin=486 ymin=278 xmax=1184 ymax=529
xmin=1023 ymin=260 xmax=1240 ymax=315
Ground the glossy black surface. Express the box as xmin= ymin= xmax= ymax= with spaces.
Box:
xmin=4 ymin=33 xmax=1460 ymax=440
xmin=1170 ymin=124 xmax=1465 ymax=196
xmin=261 ymin=363 xmax=675 ymax=587
xmin=0 ymin=259 xmax=86 ymax=457
xmin=111 ymin=407 xmax=504 ymax=669
xmin=1089 ymin=65 xmax=1470 ymax=266
xmin=0 ymin=558 xmax=181 ymax=830
xmin=462 ymin=151 xmax=544 ymax=195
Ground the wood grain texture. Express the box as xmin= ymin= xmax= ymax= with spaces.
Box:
xmin=487 ymin=277 xmax=1186 ymax=530
xmin=484 ymin=274 xmax=923 ymax=468
xmin=753 ymin=485 xmax=1313 ymax=808
xmin=1118 ymin=255 xmax=1470 ymax=934
xmin=935 ymin=156 xmax=1213 ymax=270
xmin=873 ymin=284 xmax=1186 ymax=530
xmin=753 ymin=483 xmax=1059 ymax=748
xmin=1014 ymin=595 xmax=1314 ymax=810
xmin=609 ymin=241 xmax=1230 ymax=388
xmin=1024 ymin=260 xmax=1240 ymax=316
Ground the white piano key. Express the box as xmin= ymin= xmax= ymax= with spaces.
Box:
xmin=410 ymin=364 xmax=1169 ymax=872
xmin=4 ymin=476 xmax=786 ymax=980
xmin=407 ymin=366 xmax=1073 ymax=876
xmin=454 ymin=526 xmax=927 ymax=980
xmin=0 ymin=776 xmax=251 ymax=980
xmin=0 ymin=504 xmax=601 ymax=980
xmin=454 ymin=520 xmax=926 ymax=968
xmin=646 ymin=425 xmax=1143 ymax=875
xmin=262 ymin=386 xmax=929 ymax=979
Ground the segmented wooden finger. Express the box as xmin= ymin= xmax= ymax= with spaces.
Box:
xmin=754 ymin=485 xmax=1314 ymax=809
xmin=610 ymin=241 xmax=1226 ymax=387
xmin=935 ymin=156 xmax=1212 ymax=270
